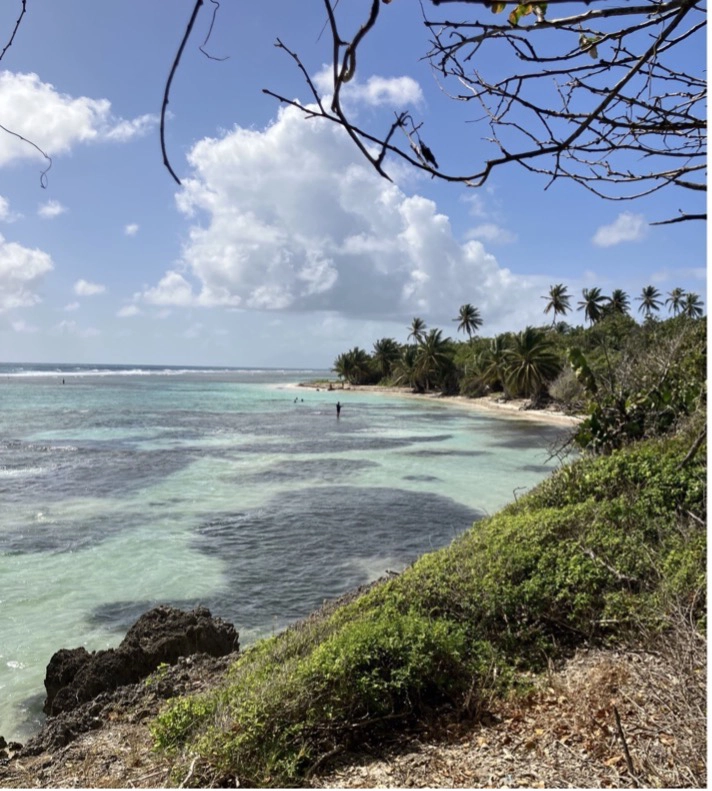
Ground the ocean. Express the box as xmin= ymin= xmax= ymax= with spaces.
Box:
xmin=0 ymin=362 xmax=567 ymax=742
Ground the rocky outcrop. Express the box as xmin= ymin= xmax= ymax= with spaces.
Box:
xmin=43 ymin=605 xmax=239 ymax=716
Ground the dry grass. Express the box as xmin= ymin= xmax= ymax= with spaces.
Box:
xmin=314 ymin=622 xmax=706 ymax=789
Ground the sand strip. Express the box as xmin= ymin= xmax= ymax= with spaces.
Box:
xmin=293 ymin=381 xmax=583 ymax=427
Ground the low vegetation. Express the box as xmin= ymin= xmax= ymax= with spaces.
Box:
xmin=149 ymin=299 xmax=705 ymax=787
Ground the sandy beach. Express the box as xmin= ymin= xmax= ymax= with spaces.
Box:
xmin=295 ymin=381 xmax=583 ymax=427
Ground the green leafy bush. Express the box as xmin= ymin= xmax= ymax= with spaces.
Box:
xmin=151 ymin=417 xmax=706 ymax=786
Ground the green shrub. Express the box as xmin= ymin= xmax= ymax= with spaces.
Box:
xmin=151 ymin=417 xmax=706 ymax=786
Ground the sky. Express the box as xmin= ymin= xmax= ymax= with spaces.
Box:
xmin=0 ymin=1 xmax=706 ymax=368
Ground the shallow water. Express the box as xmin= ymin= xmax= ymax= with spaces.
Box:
xmin=0 ymin=364 xmax=567 ymax=740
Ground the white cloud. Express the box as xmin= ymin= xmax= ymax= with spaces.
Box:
xmin=53 ymin=319 xmax=100 ymax=338
xmin=11 ymin=319 xmax=38 ymax=333
xmin=64 ymin=301 xmax=80 ymax=311
xmin=38 ymin=199 xmax=67 ymax=218
xmin=144 ymin=104 xmax=546 ymax=331
xmin=592 ymin=212 xmax=647 ymax=247
xmin=0 ymin=195 xmax=20 ymax=222
xmin=651 ymin=266 xmax=706 ymax=284
xmin=73 ymin=278 xmax=106 ymax=296
xmin=0 ymin=233 xmax=54 ymax=311
xmin=313 ymin=68 xmax=423 ymax=108
xmin=124 ymin=223 xmax=139 ymax=236
xmin=465 ymin=223 xmax=518 ymax=245
xmin=141 ymin=271 xmax=194 ymax=306
xmin=0 ymin=71 xmax=157 ymax=166
xmin=117 ymin=304 xmax=140 ymax=317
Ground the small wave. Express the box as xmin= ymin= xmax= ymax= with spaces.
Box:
xmin=0 ymin=466 xmax=48 ymax=478
xmin=0 ymin=364 xmax=330 ymax=379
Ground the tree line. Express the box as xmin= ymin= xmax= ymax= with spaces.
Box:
xmin=332 ymin=284 xmax=705 ymax=453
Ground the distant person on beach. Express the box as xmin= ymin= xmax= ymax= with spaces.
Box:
xmin=336 ymin=401 xmax=342 ymax=418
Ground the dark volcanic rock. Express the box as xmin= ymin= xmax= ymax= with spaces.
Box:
xmin=20 ymin=652 xmax=237 ymax=757
xmin=43 ymin=605 xmax=238 ymax=716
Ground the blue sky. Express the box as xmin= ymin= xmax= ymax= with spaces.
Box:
xmin=0 ymin=1 xmax=706 ymax=368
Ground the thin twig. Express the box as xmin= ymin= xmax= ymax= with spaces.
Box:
xmin=0 ymin=0 xmax=26 ymax=62
xmin=199 ymin=0 xmax=228 ymax=61
xmin=613 ymin=705 xmax=638 ymax=784
xmin=0 ymin=123 xmax=52 ymax=187
xmin=161 ymin=0 xmax=204 ymax=185
xmin=179 ymin=756 xmax=199 ymax=788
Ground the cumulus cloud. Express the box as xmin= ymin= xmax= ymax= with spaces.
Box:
xmin=313 ymin=68 xmax=423 ymax=108
xmin=0 ymin=195 xmax=20 ymax=222
xmin=38 ymin=199 xmax=67 ymax=218
xmin=64 ymin=301 xmax=80 ymax=311
xmin=0 ymin=233 xmax=54 ymax=311
xmin=465 ymin=223 xmax=518 ymax=245
xmin=73 ymin=278 xmax=106 ymax=296
xmin=117 ymin=304 xmax=140 ymax=317
xmin=142 ymin=104 xmax=547 ymax=330
xmin=11 ymin=319 xmax=38 ymax=333
xmin=124 ymin=223 xmax=139 ymax=236
xmin=0 ymin=71 xmax=157 ymax=166
xmin=53 ymin=319 xmax=100 ymax=338
xmin=592 ymin=212 xmax=647 ymax=247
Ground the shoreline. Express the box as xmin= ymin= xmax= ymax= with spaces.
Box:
xmin=295 ymin=381 xmax=583 ymax=427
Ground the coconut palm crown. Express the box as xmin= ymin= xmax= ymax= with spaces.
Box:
xmin=453 ymin=303 xmax=483 ymax=340
xmin=542 ymin=284 xmax=571 ymax=326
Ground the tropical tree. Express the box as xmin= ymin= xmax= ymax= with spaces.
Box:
xmin=504 ymin=327 xmax=561 ymax=401
xmin=682 ymin=292 xmax=704 ymax=319
xmin=637 ymin=285 xmax=663 ymax=317
xmin=542 ymin=284 xmax=571 ymax=326
xmin=453 ymin=303 xmax=483 ymax=341
xmin=371 ymin=338 xmax=401 ymax=381
xmin=332 ymin=347 xmax=373 ymax=386
xmin=605 ymin=289 xmax=631 ymax=316
xmin=391 ymin=345 xmax=419 ymax=391
xmin=413 ymin=329 xmax=455 ymax=393
xmin=407 ymin=317 xmax=427 ymax=344
xmin=665 ymin=287 xmax=686 ymax=316
xmin=476 ymin=334 xmax=512 ymax=396
xmin=577 ymin=287 xmax=607 ymax=326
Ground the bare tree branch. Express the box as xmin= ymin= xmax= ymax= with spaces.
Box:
xmin=0 ymin=122 xmax=52 ymax=188
xmin=264 ymin=0 xmax=705 ymax=224
xmin=0 ymin=0 xmax=26 ymax=63
xmin=199 ymin=0 xmax=228 ymax=61
xmin=161 ymin=0 xmax=204 ymax=186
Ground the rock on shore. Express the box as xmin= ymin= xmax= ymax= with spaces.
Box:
xmin=3 ymin=605 xmax=239 ymax=758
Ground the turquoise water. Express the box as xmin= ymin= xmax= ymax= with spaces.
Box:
xmin=0 ymin=364 xmax=566 ymax=741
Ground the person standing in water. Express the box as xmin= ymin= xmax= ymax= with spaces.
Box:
xmin=336 ymin=401 xmax=342 ymax=418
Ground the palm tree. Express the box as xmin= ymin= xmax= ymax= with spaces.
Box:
xmin=371 ymin=338 xmax=401 ymax=380
xmin=682 ymin=292 xmax=704 ymax=318
xmin=504 ymin=326 xmax=561 ymax=400
xmin=665 ymin=287 xmax=686 ymax=316
xmin=332 ymin=347 xmax=372 ymax=385
xmin=636 ymin=285 xmax=662 ymax=317
xmin=476 ymin=334 xmax=511 ymax=395
xmin=391 ymin=345 xmax=419 ymax=390
xmin=542 ymin=284 xmax=571 ymax=326
xmin=453 ymin=303 xmax=483 ymax=340
xmin=577 ymin=287 xmax=607 ymax=325
xmin=606 ymin=289 xmax=631 ymax=316
xmin=414 ymin=328 xmax=454 ymax=392
xmin=407 ymin=317 xmax=427 ymax=344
